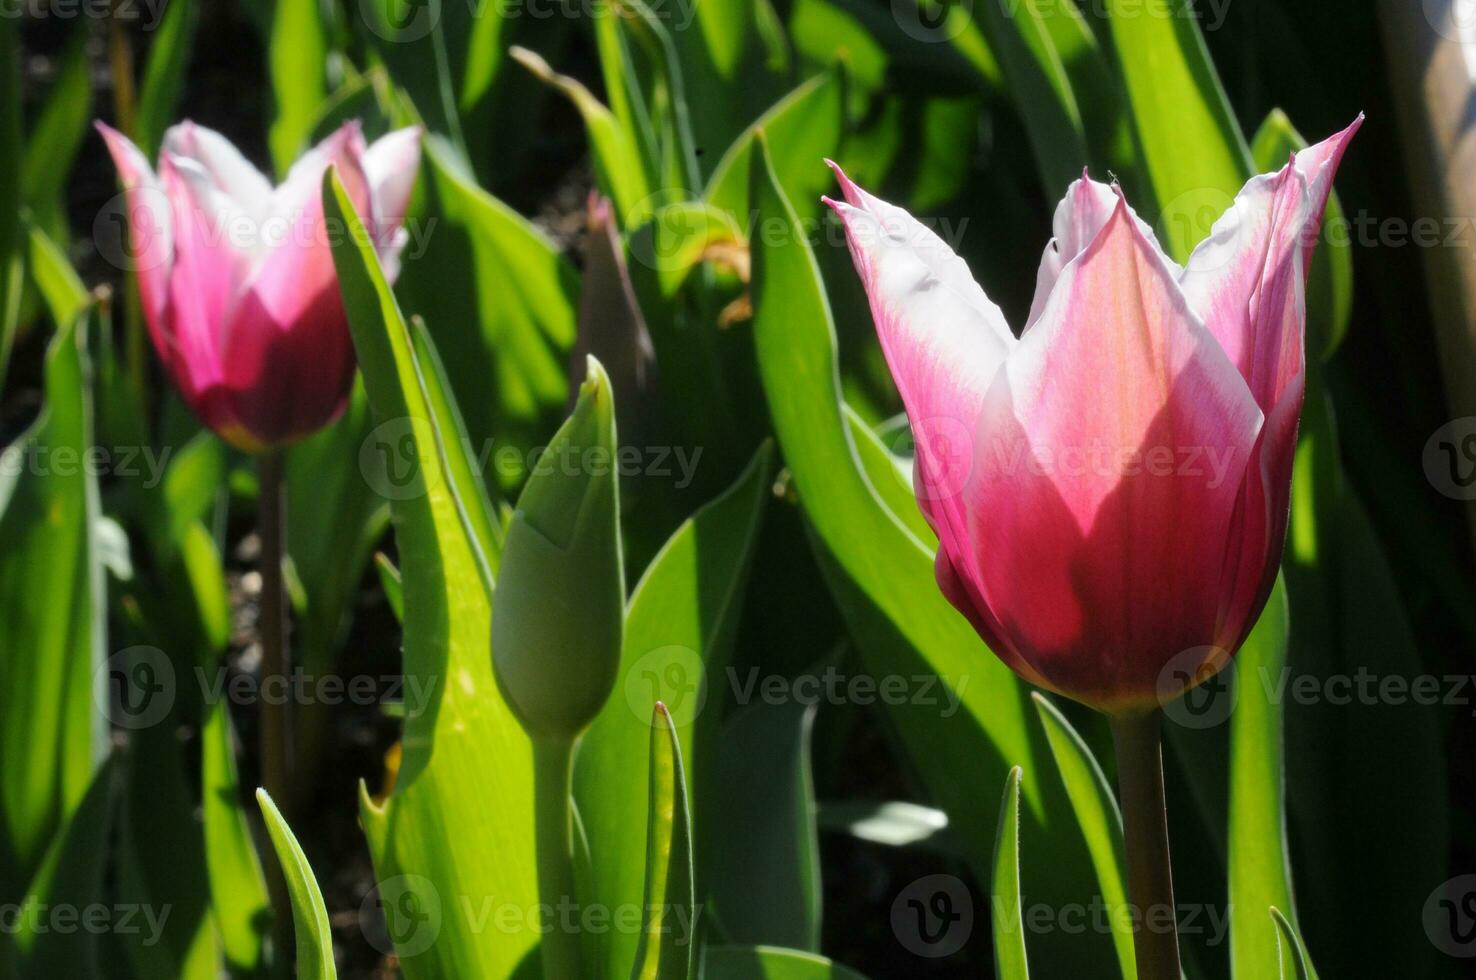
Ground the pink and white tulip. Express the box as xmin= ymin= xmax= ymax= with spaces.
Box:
xmin=96 ymin=120 xmax=422 ymax=452
xmin=825 ymin=117 xmax=1361 ymax=713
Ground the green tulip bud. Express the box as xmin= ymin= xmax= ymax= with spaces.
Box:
xmin=492 ymin=356 xmax=625 ymax=739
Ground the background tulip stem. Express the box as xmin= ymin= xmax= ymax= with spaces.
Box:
xmin=1111 ymin=709 xmax=1181 ymax=980
xmin=533 ymin=735 xmax=583 ymax=979
xmin=257 ymin=449 xmax=293 ymax=959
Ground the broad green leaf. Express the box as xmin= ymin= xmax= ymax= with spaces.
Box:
xmin=1032 ymin=695 xmax=1135 ymax=979
xmin=577 ymin=443 xmax=773 ymax=980
xmin=203 ymin=702 xmax=271 ymax=973
xmin=710 ymin=701 xmax=821 ymax=951
xmin=326 ymin=171 xmax=540 ymax=978
xmin=26 ymin=221 xmax=90 ymax=328
xmin=703 ymin=945 xmax=870 ymax=980
xmin=1270 ymin=907 xmax=1318 ymax=980
xmin=1228 ymin=578 xmax=1297 ymax=977
xmin=629 ymin=704 xmax=696 ymax=980
xmin=748 ymin=137 xmax=1107 ymax=972
xmin=268 ymin=0 xmax=329 ymax=174
xmin=510 ymin=45 xmax=652 ymax=225
xmin=1105 ymin=0 xmax=1252 ymax=260
xmin=703 ymin=70 xmax=845 ymax=222
xmin=135 ymin=0 xmax=198 ymax=156
xmin=396 ymin=138 xmax=577 ymax=491
xmin=256 ymin=790 xmax=336 ymax=980
xmin=1251 ymin=109 xmax=1353 ymax=361
xmin=991 ymin=767 xmax=1029 ymax=980
xmin=843 ymin=406 xmax=933 ymax=545
xmin=0 ymin=314 xmax=105 ymax=898
xmin=3 ymin=756 xmax=117 ymax=978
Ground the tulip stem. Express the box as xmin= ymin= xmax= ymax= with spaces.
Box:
xmin=1111 ymin=709 xmax=1181 ymax=980
xmin=533 ymin=735 xmax=583 ymax=980
xmin=257 ymin=450 xmax=293 ymax=961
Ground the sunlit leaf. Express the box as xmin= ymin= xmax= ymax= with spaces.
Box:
xmin=256 ymin=789 xmax=336 ymax=980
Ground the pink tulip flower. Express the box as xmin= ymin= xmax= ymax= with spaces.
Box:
xmin=96 ymin=120 xmax=422 ymax=452
xmin=825 ymin=117 xmax=1361 ymax=714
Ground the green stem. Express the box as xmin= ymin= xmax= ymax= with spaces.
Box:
xmin=1111 ymin=709 xmax=1181 ymax=980
xmin=257 ymin=450 xmax=293 ymax=964
xmin=533 ymin=735 xmax=582 ymax=980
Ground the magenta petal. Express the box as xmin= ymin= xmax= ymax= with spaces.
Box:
xmin=964 ymin=202 xmax=1263 ymax=710
xmin=96 ymin=123 xmax=174 ymax=356
xmin=161 ymin=120 xmax=273 ymax=223
xmin=362 ymin=127 xmax=423 ymax=262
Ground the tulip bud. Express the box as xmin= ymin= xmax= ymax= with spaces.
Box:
xmin=492 ymin=356 xmax=625 ymax=739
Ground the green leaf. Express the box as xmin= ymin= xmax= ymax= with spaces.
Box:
xmin=709 ymin=701 xmax=822 ymax=951
xmin=0 ymin=314 xmax=106 ymax=898
xmin=202 ymin=702 xmax=271 ymax=973
xmin=510 ymin=45 xmax=653 ymax=225
xmin=326 ymin=170 xmax=541 ymax=977
xmin=991 ymin=766 xmax=1029 ymax=980
xmin=703 ymin=945 xmax=871 ymax=980
xmin=1227 ymin=578 xmax=1297 ymax=977
xmin=747 ymin=136 xmax=1107 ymax=972
xmin=576 ymin=443 xmax=773 ymax=980
xmin=1032 ymin=695 xmax=1135 ymax=979
xmin=1250 ymin=109 xmax=1353 ymax=361
xmin=255 ymin=789 xmax=336 ymax=980
xmin=703 ymin=69 xmax=845 ymax=223
xmin=396 ymin=138 xmax=577 ymax=491
xmin=375 ymin=552 xmax=405 ymax=623
xmin=25 ymin=220 xmax=90 ymax=328
xmin=1105 ymin=0 xmax=1252 ymax=260
xmin=0 ymin=16 xmax=21 ymax=395
xmin=2 ymin=756 xmax=118 ymax=978
xmin=21 ymin=26 xmax=91 ymax=225
xmin=1270 ymin=907 xmax=1318 ymax=980
xmin=629 ymin=703 xmax=697 ymax=980
xmin=134 ymin=0 xmax=198 ymax=157
xmin=268 ymin=0 xmax=329 ymax=174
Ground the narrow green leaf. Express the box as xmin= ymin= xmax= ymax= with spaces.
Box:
xmin=577 ymin=443 xmax=773 ymax=980
xmin=0 ymin=15 xmax=21 ymax=395
xmin=135 ymin=0 xmax=198 ymax=156
xmin=326 ymin=170 xmax=541 ymax=978
xmin=1270 ymin=907 xmax=1318 ymax=980
xmin=202 ymin=702 xmax=271 ymax=973
xmin=375 ymin=553 xmax=405 ymax=624
xmin=1032 ymin=694 xmax=1135 ymax=979
xmin=991 ymin=766 xmax=1029 ymax=979
xmin=25 ymin=221 xmax=90 ymax=328
xmin=703 ymin=944 xmax=871 ymax=980
xmin=629 ymin=703 xmax=697 ymax=980
xmin=255 ymin=789 xmax=336 ymax=980
xmin=21 ymin=26 xmax=91 ymax=221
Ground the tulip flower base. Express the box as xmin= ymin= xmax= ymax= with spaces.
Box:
xmin=1111 ymin=710 xmax=1181 ymax=980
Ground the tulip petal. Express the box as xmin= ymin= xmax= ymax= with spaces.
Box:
xmin=964 ymin=200 xmax=1263 ymax=709
xmin=161 ymin=120 xmax=273 ymax=226
xmin=95 ymin=123 xmax=173 ymax=351
xmin=1025 ymin=174 xmax=1178 ymax=331
xmin=824 ymin=165 xmax=1015 ymax=587
xmin=363 ymin=127 xmax=423 ymax=241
